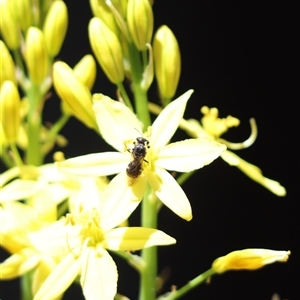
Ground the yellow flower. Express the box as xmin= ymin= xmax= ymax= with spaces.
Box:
xmin=30 ymin=192 xmax=176 ymax=300
xmin=58 ymin=90 xmax=226 ymax=220
xmin=212 ymin=249 xmax=291 ymax=273
xmin=180 ymin=106 xmax=286 ymax=196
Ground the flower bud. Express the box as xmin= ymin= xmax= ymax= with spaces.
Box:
xmin=0 ymin=41 xmax=16 ymax=86
xmin=43 ymin=0 xmax=68 ymax=57
xmin=127 ymin=0 xmax=153 ymax=51
xmin=153 ymin=25 xmax=181 ymax=103
xmin=73 ymin=55 xmax=97 ymax=90
xmin=53 ymin=61 xmax=98 ymax=131
xmin=212 ymin=249 xmax=291 ymax=274
xmin=9 ymin=0 xmax=33 ymax=31
xmin=25 ymin=27 xmax=49 ymax=85
xmin=88 ymin=17 xmax=124 ymax=84
xmin=0 ymin=81 xmax=21 ymax=143
xmin=0 ymin=0 xmax=20 ymax=49
xmin=89 ymin=0 xmax=118 ymax=34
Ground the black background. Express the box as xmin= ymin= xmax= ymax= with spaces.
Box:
xmin=1 ymin=1 xmax=299 ymax=299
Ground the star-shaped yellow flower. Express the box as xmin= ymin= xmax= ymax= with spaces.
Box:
xmin=29 ymin=189 xmax=176 ymax=300
xmin=58 ymin=90 xmax=226 ymax=220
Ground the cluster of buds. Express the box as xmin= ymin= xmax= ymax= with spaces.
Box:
xmin=87 ymin=0 xmax=181 ymax=104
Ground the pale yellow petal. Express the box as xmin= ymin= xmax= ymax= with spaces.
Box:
xmin=57 ymin=152 xmax=128 ymax=176
xmin=0 ymin=179 xmax=40 ymax=202
xmin=104 ymin=227 xmax=176 ymax=250
xmin=38 ymin=163 xmax=66 ymax=182
xmin=151 ymin=90 xmax=193 ymax=149
xmin=100 ymin=172 xmax=145 ymax=230
xmin=93 ymin=94 xmax=143 ymax=152
xmin=146 ymin=168 xmax=192 ymax=221
xmin=0 ymin=249 xmax=40 ymax=279
xmin=156 ymin=138 xmax=226 ymax=172
xmin=0 ymin=166 xmax=20 ymax=186
xmin=81 ymin=248 xmax=117 ymax=300
xmin=34 ymin=252 xmax=81 ymax=300
xmin=221 ymin=150 xmax=286 ymax=196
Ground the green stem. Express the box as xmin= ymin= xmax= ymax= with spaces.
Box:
xmin=139 ymin=184 xmax=158 ymax=300
xmin=21 ymin=272 xmax=33 ymax=300
xmin=127 ymin=42 xmax=151 ymax=128
xmin=117 ymin=83 xmax=133 ymax=111
xmin=26 ymin=84 xmax=43 ymax=165
xmin=111 ymin=250 xmax=145 ymax=273
xmin=160 ymin=268 xmax=216 ymax=300
xmin=9 ymin=143 xmax=23 ymax=166
xmin=176 ymin=171 xmax=195 ymax=186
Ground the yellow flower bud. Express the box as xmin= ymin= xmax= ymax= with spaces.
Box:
xmin=153 ymin=25 xmax=181 ymax=103
xmin=212 ymin=249 xmax=291 ymax=274
xmin=53 ymin=61 xmax=98 ymax=131
xmin=0 ymin=41 xmax=16 ymax=86
xmin=9 ymin=0 xmax=33 ymax=31
xmin=88 ymin=17 xmax=124 ymax=84
xmin=89 ymin=0 xmax=118 ymax=34
xmin=0 ymin=80 xmax=21 ymax=143
xmin=43 ymin=0 xmax=68 ymax=57
xmin=127 ymin=0 xmax=153 ymax=51
xmin=0 ymin=0 xmax=20 ymax=49
xmin=25 ymin=27 xmax=49 ymax=85
xmin=73 ymin=55 xmax=97 ymax=90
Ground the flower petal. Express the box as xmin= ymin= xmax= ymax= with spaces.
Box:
xmin=81 ymin=248 xmax=117 ymax=300
xmin=34 ymin=252 xmax=81 ymax=300
xmin=104 ymin=227 xmax=176 ymax=250
xmin=93 ymin=94 xmax=143 ymax=152
xmin=221 ymin=150 xmax=286 ymax=196
xmin=99 ymin=172 xmax=145 ymax=230
xmin=151 ymin=90 xmax=193 ymax=149
xmin=156 ymin=138 xmax=226 ymax=172
xmin=146 ymin=168 xmax=192 ymax=221
xmin=57 ymin=152 xmax=128 ymax=176
xmin=0 ymin=249 xmax=41 ymax=279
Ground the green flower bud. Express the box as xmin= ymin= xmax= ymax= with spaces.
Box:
xmin=53 ymin=61 xmax=98 ymax=131
xmin=0 ymin=41 xmax=17 ymax=86
xmin=9 ymin=0 xmax=33 ymax=31
xmin=73 ymin=55 xmax=97 ymax=90
xmin=25 ymin=27 xmax=49 ymax=85
xmin=43 ymin=0 xmax=68 ymax=57
xmin=88 ymin=17 xmax=124 ymax=84
xmin=127 ymin=0 xmax=153 ymax=51
xmin=0 ymin=80 xmax=21 ymax=143
xmin=153 ymin=25 xmax=181 ymax=103
xmin=0 ymin=0 xmax=20 ymax=49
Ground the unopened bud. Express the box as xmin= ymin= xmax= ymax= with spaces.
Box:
xmin=153 ymin=25 xmax=181 ymax=103
xmin=9 ymin=0 xmax=33 ymax=31
xmin=127 ymin=0 xmax=153 ymax=51
xmin=0 ymin=0 xmax=20 ymax=49
xmin=89 ymin=17 xmax=124 ymax=84
xmin=0 ymin=81 xmax=21 ymax=143
xmin=0 ymin=41 xmax=16 ymax=85
xmin=43 ymin=0 xmax=68 ymax=57
xmin=73 ymin=55 xmax=97 ymax=90
xmin=53 ymin=61 xmax=98 ymax=131
xmin=25 ymin=27 xmax=49 ymax=85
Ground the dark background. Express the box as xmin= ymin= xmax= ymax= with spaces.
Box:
xmin=1 ymin=1 xmax=299 ymax=299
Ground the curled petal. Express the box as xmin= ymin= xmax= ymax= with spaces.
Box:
xmin=104 ymin=227 xmax=176 ymax=250
xmin=146 ymin=168 xmax=192 ymax=221
xmin=156 ymin=138 xmax=226 ymax=172
xmin=221 ymin=150 xmax=286 ymax=196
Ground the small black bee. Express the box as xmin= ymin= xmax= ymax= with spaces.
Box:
xmin=126 ymin=137 xmax=150 ymax=183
